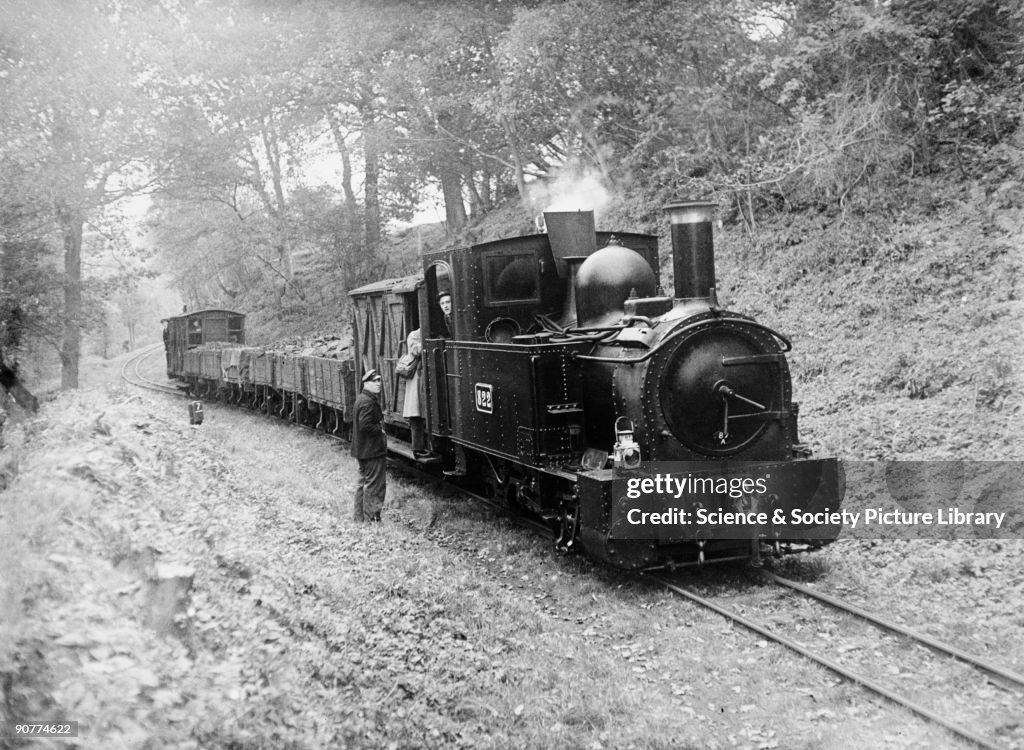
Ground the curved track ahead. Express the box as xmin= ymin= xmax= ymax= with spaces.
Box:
xmin=120 ymin=343 xmax=181 ymax=396
xmin=648 ymin=572 xmax=1023 ymax=750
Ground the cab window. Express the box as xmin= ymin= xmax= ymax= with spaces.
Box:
xmin=483 ymin=251 xmax=539 ymax=305
xmin=426 ymin=261 xmax=452 ymax=338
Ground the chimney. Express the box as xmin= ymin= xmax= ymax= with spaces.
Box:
xmin=664 ymin=200 xmax=717 ymax=301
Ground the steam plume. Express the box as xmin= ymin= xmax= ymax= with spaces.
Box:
xmin=526 ymin=165 xmax=613 ymax=221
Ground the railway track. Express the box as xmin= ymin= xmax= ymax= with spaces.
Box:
xmin=648 ymin=571 xmax=1024 ymax=750
xmin=398 ymin=467 xmax=1023 ymax=748
xmin=120 ymin=343 xmax=182 ymax=395
xmin=392 ymin=454 xmax=1023 ymax=749
xmin=418 ymin=478 xmax=1024 ymax=750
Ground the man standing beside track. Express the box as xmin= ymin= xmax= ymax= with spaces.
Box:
xmin=352 ymin=369 xmax=386 ymax=522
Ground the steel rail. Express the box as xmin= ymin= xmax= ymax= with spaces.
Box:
xmin=120 ymin=343 xmax=181 ymax=395
xmin=648 ymin=574 xmax=1007 ymax=750
xmin=764 ymin=571 xmax=1024 ymax=689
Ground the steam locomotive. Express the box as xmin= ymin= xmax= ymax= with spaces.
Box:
xmin=165 ymin=201 xmax=845 ymax=570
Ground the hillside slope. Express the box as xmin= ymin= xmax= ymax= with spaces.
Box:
xmin=712 ymin=178 xmax=1022 ymax=461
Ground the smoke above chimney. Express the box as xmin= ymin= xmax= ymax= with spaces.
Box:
xmin=526 ymin=166 xmax=612 ymax=220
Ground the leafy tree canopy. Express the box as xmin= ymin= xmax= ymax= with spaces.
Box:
xmin=1 ymin=0 xmax=1019 ymax=382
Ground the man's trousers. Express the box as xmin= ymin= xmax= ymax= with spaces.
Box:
xmin=354 ymin=456 xmax=386 ymax=522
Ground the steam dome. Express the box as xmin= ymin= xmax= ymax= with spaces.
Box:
xmin=575 ymin=239 xmax=657 ymax=328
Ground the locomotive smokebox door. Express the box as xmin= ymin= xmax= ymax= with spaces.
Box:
xmin=189 ymin=400 xmax=204 ymax=425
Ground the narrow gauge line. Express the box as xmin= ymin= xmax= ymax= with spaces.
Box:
xmin=120 ymin=343 xmax=181 ymax=395
xmin=764 ymin=571 xmax=1024 ymax=689
xmin=648 ymin=574 xmax=1007 ymax=750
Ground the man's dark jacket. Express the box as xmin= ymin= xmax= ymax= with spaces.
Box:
xmin=352 ymin=389 xmax=386 ymax=459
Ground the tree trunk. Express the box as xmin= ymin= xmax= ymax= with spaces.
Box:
xmin=326 ymin=108 xmax=359 ymax=211
xmin=363 ymin=120 xmax=382 ymax=256
xmin=58 ymin=203 xmax=83 ymax=390
xmin=326 ymin=110 xmax=364 ymax=271
xmin=260 ymin=125 xmax=294 ymax=292
xmin=440 ymin=167 xmax=467 ymax=231
xmin=276 ymin=242 xmax=295 ymax=291
xmin=466 ymin=174 xmax=482 ymax=218
xmin=500 ymin=115 xmax=530 ymax=205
